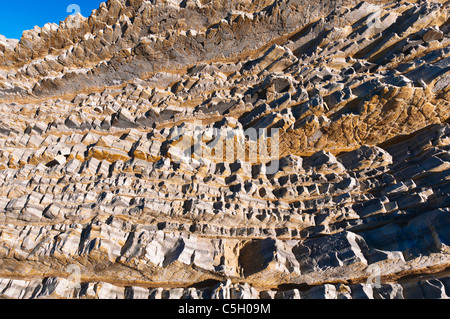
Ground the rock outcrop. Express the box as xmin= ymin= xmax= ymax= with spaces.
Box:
xmin=0 ymin=0 xmax=449 ymax=299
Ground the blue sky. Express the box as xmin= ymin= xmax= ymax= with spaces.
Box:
xmin=0 ymin=1 xmax=104 ymax=39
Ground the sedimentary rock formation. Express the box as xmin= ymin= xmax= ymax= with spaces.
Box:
xmin=0 ymin=0 xmax=449 ymax=299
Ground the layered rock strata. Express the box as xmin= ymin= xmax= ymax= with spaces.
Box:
xmin=0 ymin=0 xmax=449 ymax=299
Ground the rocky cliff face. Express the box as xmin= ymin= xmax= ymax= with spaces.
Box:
xmin=0 ymin=0 xmax=449 ymax=299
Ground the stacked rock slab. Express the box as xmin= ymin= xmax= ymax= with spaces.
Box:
xmin=0 ymin=0 xmax=449 ymax=299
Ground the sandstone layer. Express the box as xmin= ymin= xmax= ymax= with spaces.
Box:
xmin=0 ymin=0 xmax=449 ymax=299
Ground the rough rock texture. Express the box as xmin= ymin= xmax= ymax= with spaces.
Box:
xmin=0 ymin=0 xmax=449 ymax=299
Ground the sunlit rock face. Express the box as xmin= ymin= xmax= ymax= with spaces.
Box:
xmin=0 ymin=0 xmax=449 ymax=299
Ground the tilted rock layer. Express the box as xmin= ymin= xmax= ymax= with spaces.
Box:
xmin=0 ymin=0 xmax=449 ymax=299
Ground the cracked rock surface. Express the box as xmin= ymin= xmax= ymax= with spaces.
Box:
xmin=0 ymin=0 xmax=449 ymax=299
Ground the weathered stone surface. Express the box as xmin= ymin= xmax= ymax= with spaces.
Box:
xmin=0 ymin=0 xmax=449 ymax=299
